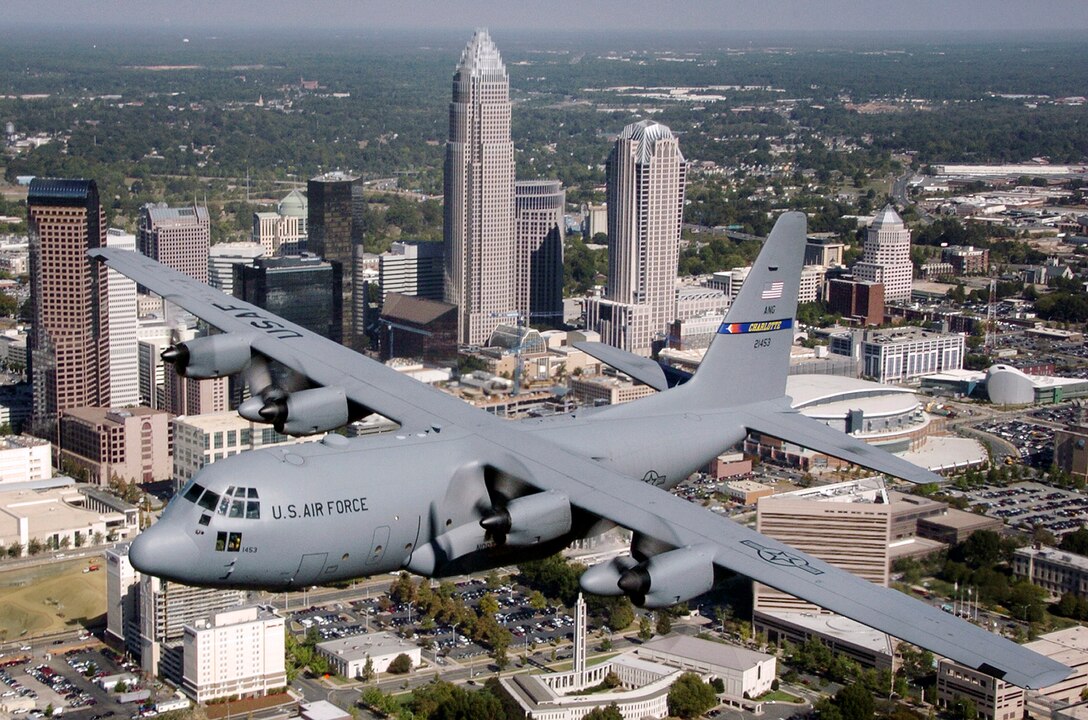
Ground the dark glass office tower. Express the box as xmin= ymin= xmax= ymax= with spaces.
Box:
xmin=233 ymin=256 xmax=343 ymax=343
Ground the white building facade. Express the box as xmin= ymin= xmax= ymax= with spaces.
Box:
xmin=105 ymin=229 xmax=140 ymax=407
xmin=853 ymin=206 xmax=914 ymax=302
xmin=444 ymin=29 xmax=518 ymax=346
xmin=172 ymin=412 xmax=309 ymax=486
xmin=182 ymin=606 xmax=286 ymax=703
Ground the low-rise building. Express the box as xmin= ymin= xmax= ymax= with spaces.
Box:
xmin=1024 ymin=625 xmax=1088 ymax=718
xmin=182 ymin=606 xmax=286 ymax=703
xmin=172 ymin=412 xmax=308 ymax=486
xmin=58 ymin=407 xmax=172 ymax=485
xmin=0 ymin=480 xmax=137 ymax=555
xmin=570 ymin=374 xmax=656 ymax=407
xmin=635 ymin=635 xmax=776 ymax=699
xmin=937 ymin=658 xmax=1024 ymax=720
xmin=0 ymin=434 xmax=51 ymax=485
xmin=917 ymin=508 xmax=1003 ymax=545
xmin=316 ymin=631 xmax=420 ymax=678
xmin=725 ymin=480 xmax=774 ymax=505
xmin=1013 ymin=546 xmax=1088 ymax=598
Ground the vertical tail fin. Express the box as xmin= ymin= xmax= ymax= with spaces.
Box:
xmin=686 ymin=211 xmax=806 ymax=407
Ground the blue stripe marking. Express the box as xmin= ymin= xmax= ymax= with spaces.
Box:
xmin=717 ymin=318 xmax=794 ymax=335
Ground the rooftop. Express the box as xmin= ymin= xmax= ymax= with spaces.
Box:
xmin=1016 ymin=545 xmax=1088 ymax=572
xmin=316 ymin=631 xmax=417 ymax=662
xmin=456 ymin=29 xmax=506 ymax=78
xmin=639 ymin=634 xmax=773 ymax=670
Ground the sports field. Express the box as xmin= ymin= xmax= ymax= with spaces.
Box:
xmin=0 ymin=557 xmax=105 ymax=641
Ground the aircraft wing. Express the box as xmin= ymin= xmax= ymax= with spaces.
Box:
xmin=89 ymin=247 xmax=481 ymax=432
xmin=739 ymin=401 xmax=946 ymax=485
xmin=513 ymin=446 xmax=1070 ymax=689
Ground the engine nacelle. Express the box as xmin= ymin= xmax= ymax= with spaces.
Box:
xmin=243 ymin=386 xmax=350 ymax=436
xmin=580 ymin=555 xmax=639 ymax=596
xmin=163 ymin=334 xmax=254 ymax=379
xmin=480 ymin=491 xmax=572 ymax=547
xmin=617 ymin=545 xmax=717 ymax=608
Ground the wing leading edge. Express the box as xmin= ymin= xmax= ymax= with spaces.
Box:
xmin=89 ymin=247 xmax=484 ymax=432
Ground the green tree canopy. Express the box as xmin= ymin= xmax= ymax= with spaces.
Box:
xmin=667 ymin=673 xmax=718 ymax=719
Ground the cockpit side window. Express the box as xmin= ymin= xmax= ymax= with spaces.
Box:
xmin=197 ymin=490 xmax=220 ymax=512
xmin=183 ymin=483 xmax=205 ymax=503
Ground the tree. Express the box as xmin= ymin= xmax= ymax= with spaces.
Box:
xmin=361 ymin=655 xmax=375 ymax=681
xmin=1060 ymin=527 xmax=1088 ymax=556
xmin=638 ymin=615 xmax=653 ymax=641
xmin=6 ymin=541 xmax=21 ymax=558
xmin=667 ymin=673 xmax=717 ymax=719
xmin=952 ymin=698 xmax=979 ymax=720
xmin=583 ymin=705 xmax=624 ymax=720
xmin=835 ymin=683 xmax=875 ymax=720
xmin=387 ymin=653 xmax=413 ymax=674
xmin=655 ymin=613 xmax=672 ymax=636
xmin=528 ymin=590 xmax=547 ymax=611
xmin=27 ymin=538 xmax=43 ymax=555
xmin=478 ymin=593 xmax=500 ymax=619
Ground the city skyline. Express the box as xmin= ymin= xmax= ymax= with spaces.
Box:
xmin=3 ymin=1 xmax=1088 ymax=34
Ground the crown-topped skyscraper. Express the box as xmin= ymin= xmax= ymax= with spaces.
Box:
xmin=443 ymin=29 xmax=518 ymax=346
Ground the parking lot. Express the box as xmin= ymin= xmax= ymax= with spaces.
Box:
xmin=973 ymin=419 xmax=1054 ymax=467
xmin=0 ymin=642 xmax=156 ymax=719
xmin=960 ymin=482 xmax=1088 ymax=537
xmin=286 ymin=576 xmax=586 ymax=665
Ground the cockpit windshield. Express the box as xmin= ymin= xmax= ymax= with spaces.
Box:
xmin=216 ymin=485 xmax=260 ymax=519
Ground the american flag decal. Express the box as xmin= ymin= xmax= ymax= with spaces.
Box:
xmin=761 ymin=281 xmax=784 ymax=300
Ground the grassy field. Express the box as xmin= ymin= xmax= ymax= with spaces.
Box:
xmin=0 ymin=557 xmax=105 ymax=641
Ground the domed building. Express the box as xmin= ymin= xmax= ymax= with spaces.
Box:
xmin=277 ymin=189 xmax=308 ymax=236
xmin=746 ymin=374 xmax=984 ymax=473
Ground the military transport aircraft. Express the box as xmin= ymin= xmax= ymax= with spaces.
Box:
xmin=92 ymin=212 xmax=1069 ymax=688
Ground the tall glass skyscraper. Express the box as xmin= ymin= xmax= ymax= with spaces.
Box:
xmin=443 ymin=29 xmax=517 ymax=346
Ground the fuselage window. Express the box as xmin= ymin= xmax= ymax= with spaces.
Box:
xmin=215 ymin=532 xmax=227 ymax=551
xmin=198 ymin=490 xmax=220 ymax=512
xmin=227 ymin=532 xmax=242 ymax=552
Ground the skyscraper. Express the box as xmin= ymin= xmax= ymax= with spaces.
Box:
xmin=515 ymin=180 xmax=565 ymax=325
xmin=27 ymin=178 xmax=111 ymax=442
xmin=234 ymin=255 xmax=343 ymax=342
xmin=308 ymin=172 xmax=357 ymax=346
xmin=444 ymin=29 xmax=517 ymax=346
xmin=587 ymin=120 xmax=687 ymax=356
xmin=137 ymin=203 xmax=210 ymax=284
xmin=853 ymin=205 xmax=913 ymax=303
xmin=105 ymin=229 xmax=140 ymax=408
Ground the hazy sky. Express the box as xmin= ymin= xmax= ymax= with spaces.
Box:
xmin=7 ymin=0 xmax=1088 ymax=34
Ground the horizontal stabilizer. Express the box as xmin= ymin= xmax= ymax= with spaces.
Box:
xmin=573 ymin=341 xmax=670 ymax=391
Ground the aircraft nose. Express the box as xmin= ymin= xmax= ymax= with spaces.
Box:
xmin=129 ymin=522 xmax=199 ymax=581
